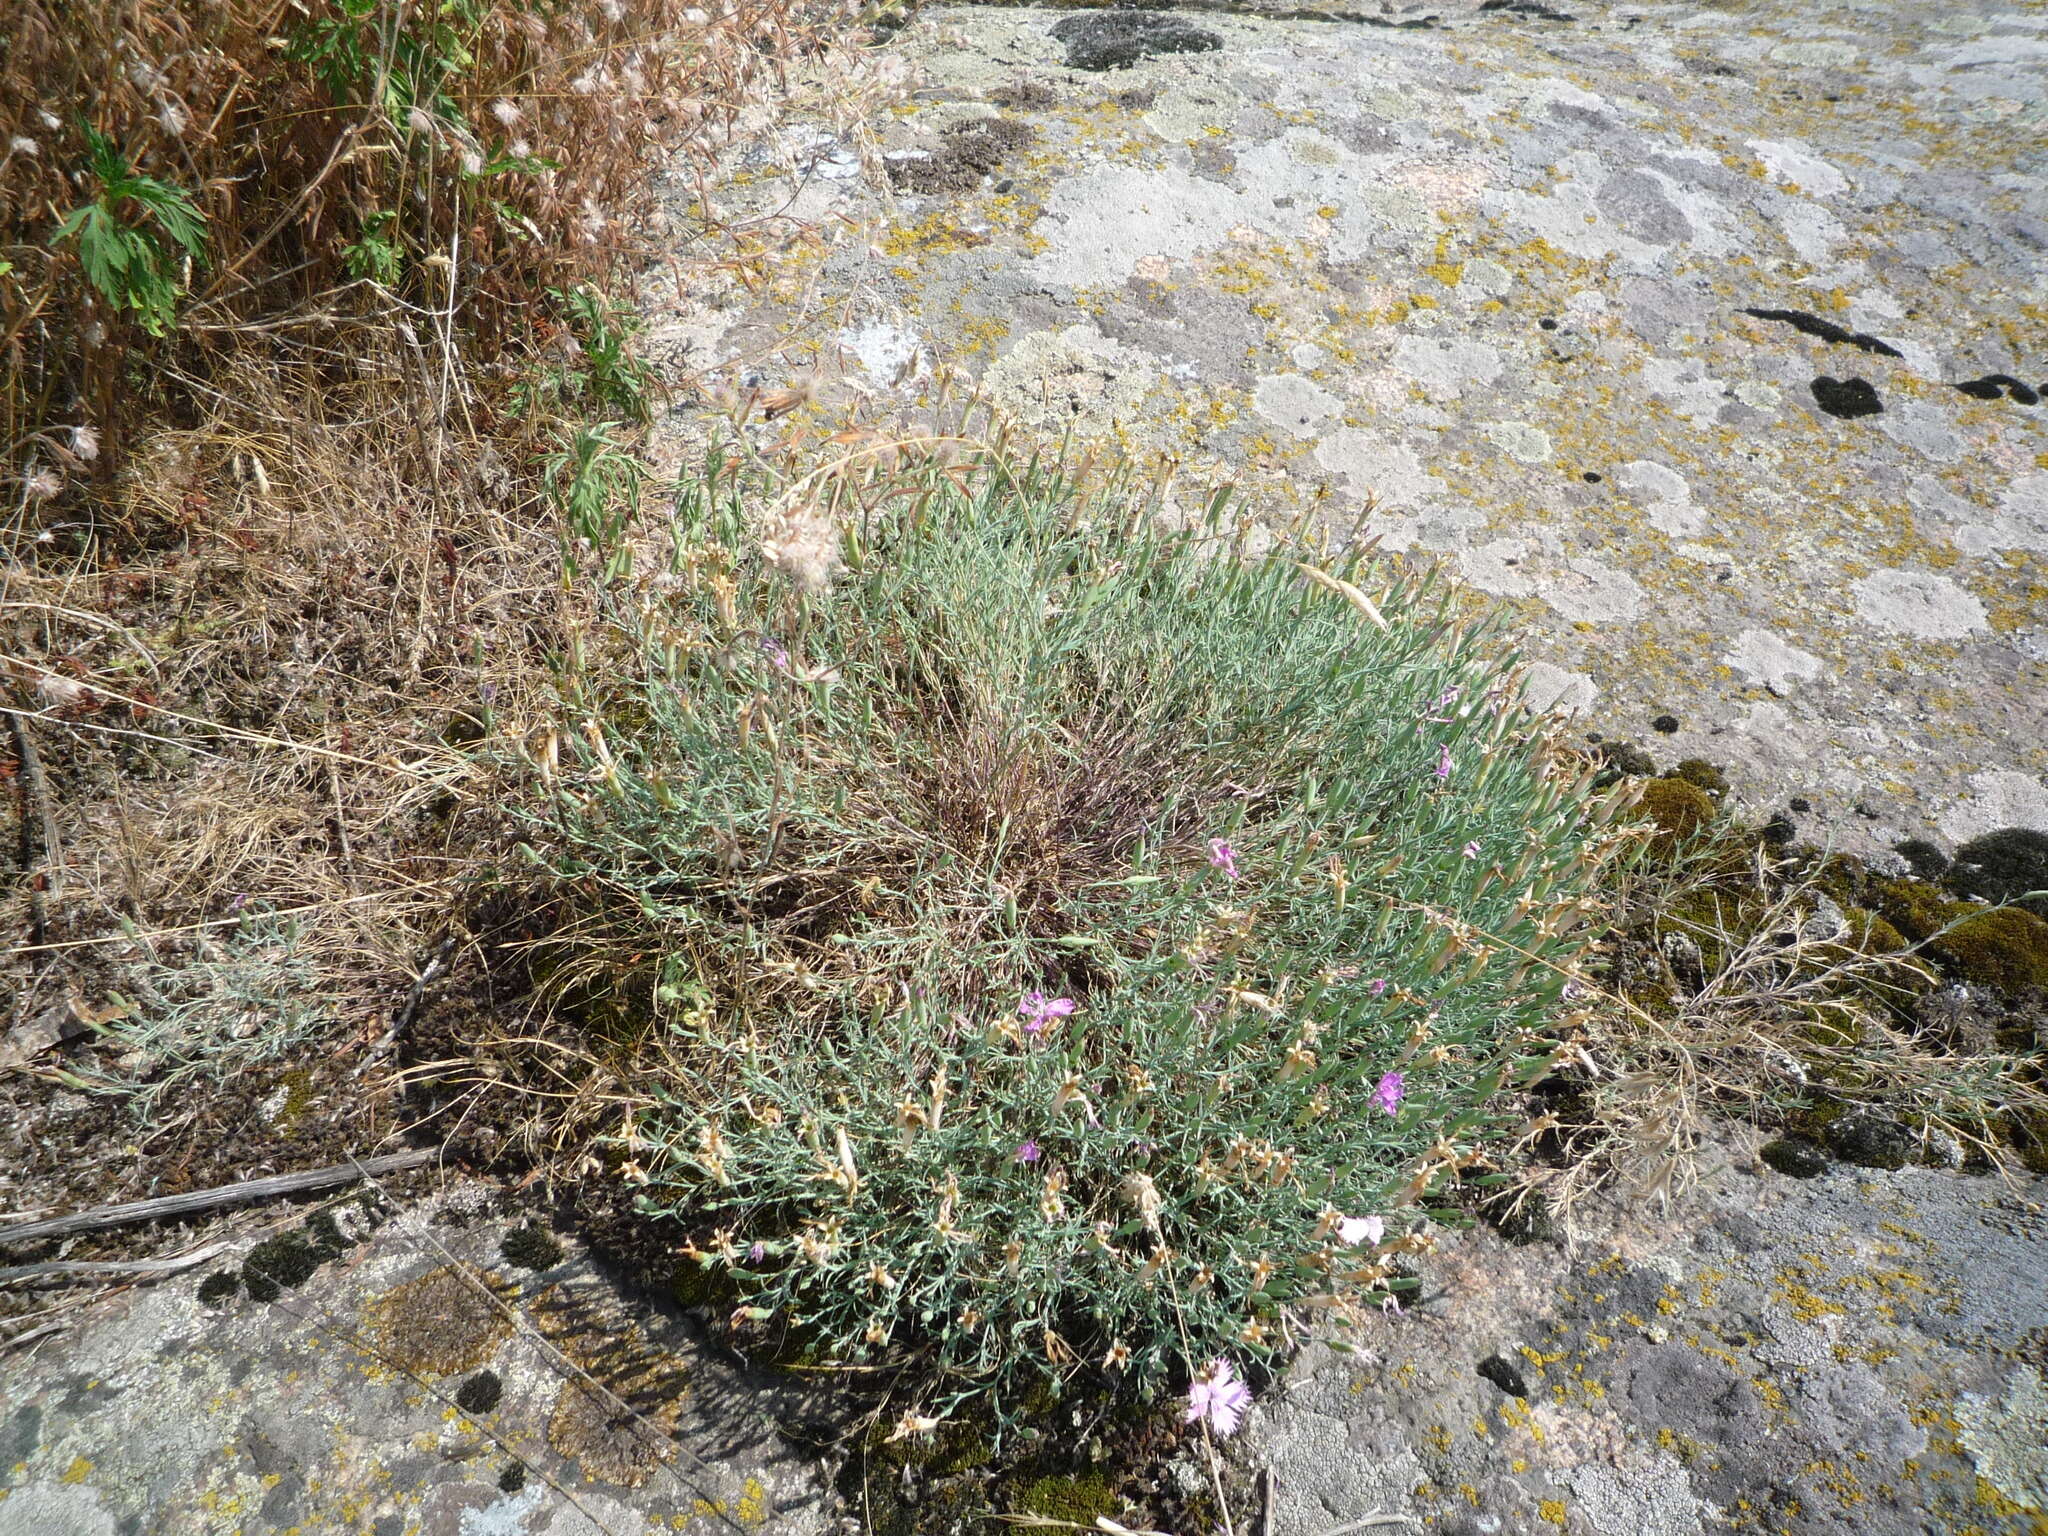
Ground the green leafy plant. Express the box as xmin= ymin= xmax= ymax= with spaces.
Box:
xmin=343 ymin=209 xmax=403 ymax=284
xmin=547 ymin=421 xmax=644 ymax=583
xmin=518 ymin=456 xmax=1624 ymax=1418
xmin=51 ymin=126 xmax=207 ymax=337
xmin=516 ymin=285 xmax=657 ymax=424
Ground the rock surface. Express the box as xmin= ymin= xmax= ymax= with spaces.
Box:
xmin=1244 ymin=1131 xmax=2048 ymax=1535
xmin=0 ymin=1182 xmax=838 ymax=1535
xmin=662 ymin=0 xmax=2048 ymax=854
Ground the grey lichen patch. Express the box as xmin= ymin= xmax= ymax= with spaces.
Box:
xmin=1958 ymin=1367 xmax=2048 ymax=1513
xmin=368 ymin=1263 xmax=515 ymax=1377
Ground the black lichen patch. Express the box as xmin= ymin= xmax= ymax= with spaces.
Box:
xmin=1812 ymin=376 xmax=1883 ymax=418
xmin=243 ymin=1233 xmax=322 ymax=1297
xmin=1948 ymin=828 xmax=2048 ymax=914
xmin=1955 ymin=374 xmax=2040 ymax=406
xmin=456 ymin=1369 xmax=504 ymax=1416
xmin=1049 ymin=11 xmax=1221 ymax=71
xmin=1759 ymin=1137 xmax=1829 ymax=1178
xmin=498 ymin=1462 xmax=528 ymax=1493
xmin=887 ymin=117 xmax=1034 ymax=196
xmin=1739 ymin=308 xmax=1902 ymax=358
xmin=1477 ymin=1354 xmax=1529 ymax=1397
xmin=198 ymin=1270 xmax=242 ymax=1307
xmin=1652 ymin=713 xmax=1680 ymax=735
xmin=1480 ymin=0 xmax=1574 ymax=16
xmin=1894 ymin=838 xmax=1951 ymax=881
xmin=1759 ymin=812 xmax=1797 ymax=848
xmin=502 ymin=1223 xmax=565 ymax=1272
xmin=1592 ymin=737 xmax=1657 ymax=789
xmin=1824 ymin=1113 xmax=1912 ymax=1171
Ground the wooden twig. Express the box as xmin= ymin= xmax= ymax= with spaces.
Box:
xmin=356 ymin=933 xmax=458 ymax=1075
xmin=0 ymin=1239 xmax=233 ymax=1286
xmin=6 ymin=707 xmax=60 ymax=946
xmin=0 ymin=1148 xmax=436 ymax=1248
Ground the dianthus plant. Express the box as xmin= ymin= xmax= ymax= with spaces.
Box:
xmin=526 ymin=453 xmax=1624 ymax=1419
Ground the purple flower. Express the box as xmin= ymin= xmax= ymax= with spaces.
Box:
xmin=1420 ymin=684 xmax=1461 ymax=723
xmin=1207 ymin=838 xmax=1239 ymax=880
xmin=747 ymin=1241 xmax=767 ymax=1264
xmin=759 ymin=636 xmax=789 ymax=670
xmin=1370 ymin=1071 xmax=1405 ymax=1116
xmin=1380 ymin=1292 xmax=1404 ymax=1316
xmin=1014 ymin=1138 xmax=1042 ymax=1164
xmin=1462 ymin=840 xmax=1481 ymax=860
xmin=1019 ymin=991 xmax=1077 ymax=1035
xmin=1185 ymin=1357 xmax=1253 ymax=1438
xmin=1434 ymin=744 xmax=1453 ymax=783
xmin=1367 ymin=977 xmax=1389 ymax=998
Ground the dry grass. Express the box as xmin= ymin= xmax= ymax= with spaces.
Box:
xmin=1509 ymin=836 xmax=2048 ymax=1235
xmin=0 ymin=0 xmax=871 ymax=1218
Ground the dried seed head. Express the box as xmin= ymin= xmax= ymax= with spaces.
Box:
xmin=1120 ymin=1171 xmax=1163 ymax=1235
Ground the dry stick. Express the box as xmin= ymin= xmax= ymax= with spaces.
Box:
xmin=6 ymin=707 xmax=61 ymax=946
xmin=0 ymin=1239 xmax=234 ymax=1287
xmin=0 ymin=1149 xmax=435 ymax=1248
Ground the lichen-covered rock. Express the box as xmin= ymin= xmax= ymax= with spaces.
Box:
xmin=0 ymin=1188 xmax=837 ymax=1534
xmin=1244 ymin=1128 xmax=2048 ymax=1534
xmin=675 ymin=0 xmax=2048 ymax=860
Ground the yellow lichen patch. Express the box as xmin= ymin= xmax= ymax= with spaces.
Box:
xmin=367 ymin=1264 xmax=515 ymax=1378
xmin=60 ymin=1455 xmax=93 ymax=1484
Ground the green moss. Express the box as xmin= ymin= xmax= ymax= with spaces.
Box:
xmin=1928 ymin=907 xmax=2048 ymax=997
xmin=1844 ymin=907 xmax=1907 ymax=955
xmin=1870 ymin=877 xmax=1958 ymax=944
xmin=1666 ymin=758 xmax=1730 ymax=798
xmin=197 ymin=1270 xmax=241 ymax=1307
xmin=1637 ymin=777 xmax=1717 ymax=857
xmin=1015 ymin=1473 xmax=1118 ymax=1525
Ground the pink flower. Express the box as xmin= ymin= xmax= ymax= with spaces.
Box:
xmin=1014 ymin=1138 xmax=1041 ymax=1163
xmin=1434 ymin=743 xmax=1452 ymax=783
xmin=1367 ymin=977 xmax=1389 ymax=998
xmin=1207 ymin=838 xmax=1239 ymax=880
xmin=1380 ymin=1292 xmax=1404 ymax=1316
xmin=1019 ymin=991 xmax=1077 ymax=1035
xmin=1462 ymin=840 xmax=1481 ymax=860
xmin=1185 ymin=1357 xmax=1253 ymax=1437
xmin=1370 ymin=1071 xmax=1405 ymax=1116
xmin=1337 ymin=1215 xmax=1384 ymax=1248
